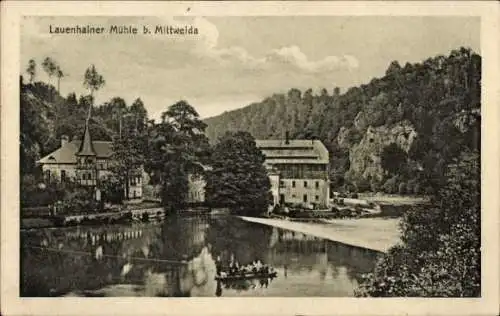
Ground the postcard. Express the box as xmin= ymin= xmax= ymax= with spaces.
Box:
xmin=1 ymin=1 xmax=499 ymax=315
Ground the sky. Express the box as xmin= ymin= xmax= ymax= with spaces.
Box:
xmin=21 ymin=16 xmax=480 ymax=120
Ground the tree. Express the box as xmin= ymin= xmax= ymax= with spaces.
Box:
xmin=162 ymin=100 xmax=207 ymax=136
xmin=205 ymin=131 xmax=271 ymax=216
xmin=55 ymin=66 xmax=65 ymax=93
xmin=333 ymin=86 xmax=341 ymax=97
xmin=26 ymin=59 xmax=36 ymax=84
xmin=130 ymin=98 xmax=148 ymax=132
xmin=110 ymin=131 xmax=144 ymax=201
xmin=357 ymin=151 xmax=480 ymax=297
xmin=41 ymin=57 xmax=57 ymax=85
xmin=83 ymin=64 xmax=105 ymax=119
xmin=385 ymin=60 xmax=402 ymax=77
xmin=147 ymin=101 xmax=211 ymax=211
xmin=107 ymin=97 xmax=150 ymax=201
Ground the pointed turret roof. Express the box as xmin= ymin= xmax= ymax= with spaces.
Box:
xmin=76 ymin=119 xmax=96 ymax=156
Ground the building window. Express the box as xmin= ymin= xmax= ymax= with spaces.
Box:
xmin=303 ymin=194 xmax=308 ymax=203
xmin=45 ymin=170 xmax=51 ymax=182
xmin=304 ymin=181 xmax=308 ymax=188
xmin=61 ymin=170 xmax=66 ymax=182
xmin=292 ymin=194 xmax=296 ymax=198
xmin=292 ymin=181 xmax=296 ymax=188
xmin=315 ymin=195 xmax=319 ymax=201
xmin=280 ymin=180 xmax=285 ymax=187
xmin=315 ymin=181 xmax=319 ymax=189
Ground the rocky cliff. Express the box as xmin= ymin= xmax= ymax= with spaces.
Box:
xmin=344 ymin=121 xmax=417 ymax=183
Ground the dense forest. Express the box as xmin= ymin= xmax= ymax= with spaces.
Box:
xmin=205 ymin=47 xmax=481 ymax=194
xmin=20 ymin=58 xmax=212 ymax=211
xmin=20 ymin=75 xmax=149 ymax=176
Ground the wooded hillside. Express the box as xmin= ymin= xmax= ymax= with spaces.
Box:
xmin=204 ymin=47 xmax=481 ymax=193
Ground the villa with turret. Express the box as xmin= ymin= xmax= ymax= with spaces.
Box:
xmin=37 ymin=123 xmax=144 ymax=201
xmin=37 ymin=122 xmax=208 ymax=204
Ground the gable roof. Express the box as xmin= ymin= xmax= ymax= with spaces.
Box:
xmin=255 ymin=139 xmax=329 ymax=164
xmin=37 ymin=140 xmax=113 ymax=164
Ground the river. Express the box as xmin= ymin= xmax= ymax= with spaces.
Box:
xmin=20 ymin=214 xmax=382 ymax=297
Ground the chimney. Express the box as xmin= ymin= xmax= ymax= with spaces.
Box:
xmin=285 ymin=131 xmax=290 ymax=145
xmin=61 ymin=135 xmax=69 ymax=147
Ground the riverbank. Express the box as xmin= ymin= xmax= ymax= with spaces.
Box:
xmin=239 ymin=216 xmax=401 ymax=253
xmin=358 ymin=193 xmax=430 ymax=206
xmin=20 ymin=206 xmax=213 ymax=230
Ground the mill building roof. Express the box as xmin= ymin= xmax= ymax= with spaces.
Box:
xmin=255 ymin=139 xmax=329 ymax=164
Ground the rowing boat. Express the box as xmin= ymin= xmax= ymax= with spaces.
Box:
xmin=215 ymin=271 xmax=277 ymax=281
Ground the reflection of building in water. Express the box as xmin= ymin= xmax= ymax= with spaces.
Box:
xmin=21 ymin=223 xmax=165 ymax=296
xmin=21 ymin=216 xmax=213 ymax=297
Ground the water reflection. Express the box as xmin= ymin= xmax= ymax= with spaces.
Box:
xmin=21 ymin=215 xmax=381 ymax=297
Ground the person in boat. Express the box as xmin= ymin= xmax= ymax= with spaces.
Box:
xmin=256 ymin=260 xmax=263 ymax=269
xmin=228 ymin=260 xmax=235 ymax=275
xmin=215 ymin=256 xmax=222 ymax=276
xmin=229 ymin=259 xmax=241 ymax=275
xmin=243 ymin=263 xmax=253 ymax=273
xmin=255 ymin=260 xmax=264 ymax=273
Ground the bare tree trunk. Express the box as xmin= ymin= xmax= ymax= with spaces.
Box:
xmin=87 ymin=89 xmax=94 ymax=122
xmin=125 ymin=170 xmax=130 ymax=200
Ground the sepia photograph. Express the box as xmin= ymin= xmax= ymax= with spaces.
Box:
xmin=2 ymin=1 xmax=500 ymax=316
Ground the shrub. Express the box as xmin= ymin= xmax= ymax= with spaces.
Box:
xmin=370 ymin=179 xmax=381 ymax=193
xmin=413 ymin=183 xmax=421 ymax=195
xmin=406 ymin=179 xmax=418 ymax=195
xmin=357 ymin=151 xmax=480 ymax=297
xmin=382 ymin=176 xmax=398 ymax=194
xmin=398 ymin=181 xmax=407 ymax=195
xmin=355 ymin=178 xmax=371 ymax=193
xmin=20 ymin=177 xmax=67 ymax=207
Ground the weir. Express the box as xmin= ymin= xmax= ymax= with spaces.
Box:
xmin=239 ymin=216 xmax=400 ymax=253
